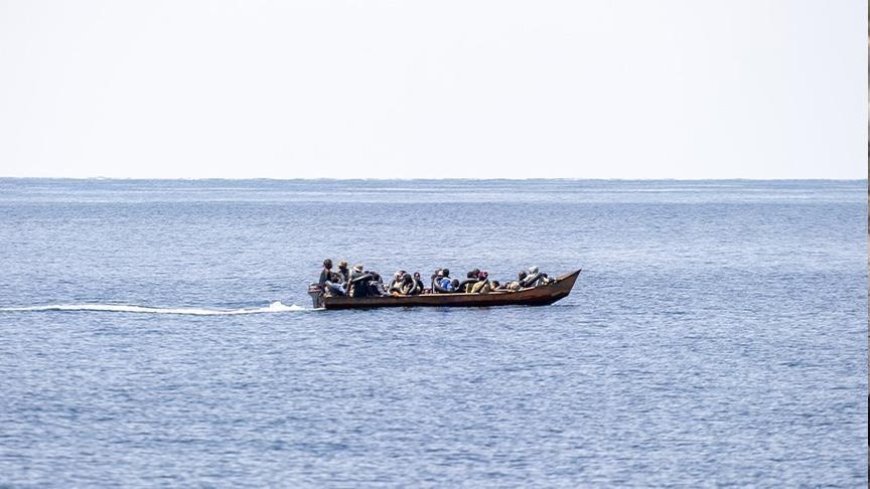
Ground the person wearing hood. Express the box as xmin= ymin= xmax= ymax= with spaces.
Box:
xmin=521 ymin=266 xmax=543 ymax=288
xmin=521 ymin=266 xmax=554 ymax=288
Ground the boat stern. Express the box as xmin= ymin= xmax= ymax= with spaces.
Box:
xmin=308 ymin=284 xmax=325 ymax=309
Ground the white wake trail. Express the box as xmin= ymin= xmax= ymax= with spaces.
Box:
xmin=0 ymin=301 xmax=307 ymax=316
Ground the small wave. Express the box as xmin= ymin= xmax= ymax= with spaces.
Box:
xmin=0 ymin=301 xmax=307 ymax=316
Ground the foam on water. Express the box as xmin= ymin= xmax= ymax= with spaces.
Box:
xmin=0 ymin=301 xmax=306 ymax=315
xmin=0 ymin=179 xmax=865 ymax=487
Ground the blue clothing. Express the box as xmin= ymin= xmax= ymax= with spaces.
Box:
xmin=325 ymin=281 xmax=345 ymax=296
xmin=438 ymin=277 xmax=454 ymax=292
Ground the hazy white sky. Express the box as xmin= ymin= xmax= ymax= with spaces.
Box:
xmin=0 ymin=0 xmax=865 ymax=179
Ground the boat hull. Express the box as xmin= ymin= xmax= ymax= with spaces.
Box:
xmin=312 ymin=269 xmax=581 ymax=310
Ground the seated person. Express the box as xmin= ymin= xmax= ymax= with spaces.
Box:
xmin=388 ymin=271 xmax=406 ymax=296
xmin=326 ymin=270 xmax=346 ymax=296
xmin=434 ymin=276 xmax=455 ymax=293
xmin=459 ymin=268 xmax=481 ymax=293
xmin=521 ymin=266 xmax=554 ymax=288
xmin=410 ymin=272 xmax=425 ymax=295
xmin=368 ymin=271 xmax=388 ymax=296
xmin=470 ymin=271 xmax=491 ymax=293
xmin=430 ymin=269 xmax=442 ymax=290
xmin=521 ymin=266 xmax=543 ymax=288
xmin=392 ymin=273 xmax=415 ymax=296
xmin=347 ymin=264 xmax=373 ymax=297
xmin=336 ymin=261 xmax=350 ymax=283
xmin=318 ymin=258 xmax=346 ymax=296
xmin=434 ymin=275 xmax=458 ymax=293
xmin=506 ymin=271 xmax=527 ymax=291
xmin=432 ymin=268 xmax=455 ymax=293
xmin=318 ymin=259 xmax=334 ymax=286
xmin=388 ymin=270 xmax=406 ymax=295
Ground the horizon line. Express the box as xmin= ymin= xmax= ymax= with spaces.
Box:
xmin=0 ymin=176 xmax=866 ymax=182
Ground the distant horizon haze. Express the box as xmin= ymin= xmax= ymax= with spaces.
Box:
xmin=0 ymin=176 xmax=866 ymax=182
xmin=0 ymin=0 xmax=865 ymax=180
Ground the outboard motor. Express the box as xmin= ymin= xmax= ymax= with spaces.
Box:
xmin=308 ymin=284 xmax=325 ymax=309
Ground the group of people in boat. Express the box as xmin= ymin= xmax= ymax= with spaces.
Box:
xmin=317 ymin=259 xmax=556 ymax=298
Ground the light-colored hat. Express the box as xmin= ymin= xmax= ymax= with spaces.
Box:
xmin=338 ymin=261 xmax=348 ymax=268
xmin=353 ymin=264 xmax=364 ymax=272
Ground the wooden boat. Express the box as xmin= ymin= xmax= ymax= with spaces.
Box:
xmin=308 ymin=269 xmax=581 ymax=310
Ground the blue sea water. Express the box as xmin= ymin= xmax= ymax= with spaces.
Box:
xmin=0 ymin=178 xmax=866 ymax=487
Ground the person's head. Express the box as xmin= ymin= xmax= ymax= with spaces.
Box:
xmin=323 ymin=259 xmax=333 ymax=269
xmin=451 ymin=278 xmax=460 ymax=288
xmin=338 ymin=261 xmax=348 ymax=270
xmin=479 ymin=271 xmax=488 ymax=280
xmin=414 ymin=271 xmax=421 ymax=279
xmin=470 ymin=268 xmax=480 ymax=278
xmin=518 ymin=271 xmax=527 ymax=280
xmin=402 ymin=273 xmax=413 ymax=284
xmin=353 ymin=264 xmax=364 ymax=273
xmin=436 ymin=269 xmax=444 ymax=278
xmin=442 ymin=268 xmax=450 ymax=277
xmin=492 ymin=280 xmax=500 ymax=288
xmin=528 ymin=266 xmax=539 ymax=275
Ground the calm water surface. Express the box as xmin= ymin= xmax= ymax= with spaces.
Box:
xmin=0 ymin=179 xmax=866 ymax=487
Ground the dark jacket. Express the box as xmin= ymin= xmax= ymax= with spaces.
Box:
xmin=347 ymin=270 xmax=372 ymax=297
xmin=318 ymin=268 xmax=331 ymax=286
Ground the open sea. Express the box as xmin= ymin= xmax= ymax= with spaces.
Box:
xmin=0 ymin=178 xmax=866 ymax=487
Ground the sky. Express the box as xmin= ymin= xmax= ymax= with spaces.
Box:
xmin=0 ymin=0 xmax=866 ymax=179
